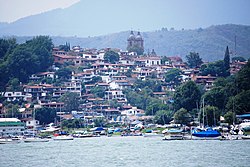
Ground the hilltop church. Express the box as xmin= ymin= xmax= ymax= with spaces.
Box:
xmin=127 ymin=31 xmax=144 ymax=55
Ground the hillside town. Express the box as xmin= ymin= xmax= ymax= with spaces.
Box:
xmin=0 ymin=31 xmax=249 ymax=139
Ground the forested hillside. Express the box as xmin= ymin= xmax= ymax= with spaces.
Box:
xmin=3 ymin=24 xmax=250 ymax=62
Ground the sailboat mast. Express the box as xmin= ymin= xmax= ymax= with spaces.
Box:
xmin=202 ymin=98 xmax=205 ymax=128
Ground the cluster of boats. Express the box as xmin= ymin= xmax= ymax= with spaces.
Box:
xmin=161 ymin=126 xmax=250 ymax=141
xmin=0 ymin=132 xmax=74 ymax=144
xmin=1 ymin=120 xmax=250 ymax=143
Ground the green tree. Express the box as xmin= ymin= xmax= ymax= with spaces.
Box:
xmin=223 ymin=111 xmax=235 ymax=125
xmin=26 ymin=36 xmax=54 ymax=71
xmin=104 ymin=50 xmax=120 ymax=64
xmin=161 ymin=56 xmax=170 ymax=65
xmin=0 ymin=62 xmax=8 ymax=91
xmin=59 ymin=42 xmax=70 ymax=51
xmin=62 ymin=119 xmax=82 ymax=129
xmin=90 ymin=76 xmax=102 ymax=84
xmin=146 ymin=100 xmax=168 ymax=115
xmin=200 ymin=60 xmax=228 ymax=77
xmin=200 ymin=105 xmax=220 ymax=127
xmin=109 ymin=99 xmax=122 ymax=109
xmin=7 ymin=78 xmax=22 ymax=91
xmin=35 ymin=107 xmax=57 ymax=125
xmin=223 ymin=46 xmax=230 ymax=77
xmin=7 ymin=45 xmax=39 ymax=82
xmin=55 ymin=67 xmax=72 ymax=80
xmin=226 ymin=90 xmax=250 ymax=115
xmin=165 ymin=68 xmax=182 ymax=86
xmin=60 ymin=92 xmax=79 ymax=112
xmin=135 ymin=79 xmax=162 ymax=92
xmin=123 ymin=87 xmax=161 ymax=111
xmin=94 ymin=118 xmax=105 ymax=127
xmin=186 ymin=52 xmax=203 ymax=68
xmin=173 ymin=81 xmax=201 ymax=111
xmin=90 ymin=86 xmax=105 ymax=98
xmin=154 ymin=110 xmax=173 ymax=125
xmin=125 ymin=68 xmax=133 ymax=77
xmin=6 ymin=104 xmax=21 ymax=118
xmin=202 ymin=87 xmax=226 ymax=111
xmin=0 ymin=36 xmax=53 ymax=90
xmin=235 ymin=60 xmax=250 ymax=91
xmin=0 ymin=38 xmax=17 ymax=59
xmin=173 ymin=108 xmax=191 ymax=125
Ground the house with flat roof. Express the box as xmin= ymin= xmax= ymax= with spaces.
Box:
xmin=0 ymin=118 xmax=25 ymax=136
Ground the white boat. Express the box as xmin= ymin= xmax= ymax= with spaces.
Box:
xmin=143 ymin=132 xmax=164 ymax=137
xmin=40 ymin=123 xmax=60 ymax=133
xmin=162 ymin=129 xmax=184 ymax=140
xmin=23 ymin=137 xmax=49 ymax=143
xmin=242 ymin=135 xmax=250 ymax=140
xmin=163 ymin=135 xmax=184 ymax=140
xmin=0 ymin=138 xmax=21 ymax=144
xmin=53 ymin=135 xmax=74 ymax=141
xmin=240 ymin=120 xmax=250 ymax=129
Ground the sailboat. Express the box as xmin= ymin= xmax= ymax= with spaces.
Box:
xmin=191 ymin=98 xmax=221 ymax=139
xmin=23 ymin=110 xmax=49 ymax=143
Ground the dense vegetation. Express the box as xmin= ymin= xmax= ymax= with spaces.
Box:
xmin=0 ymin=36 xmax=53 ymax=91
xmin=124 ymin=59 xmax=250 ymax=125
xmin=0 ymin=34 xmax=250 ymax=126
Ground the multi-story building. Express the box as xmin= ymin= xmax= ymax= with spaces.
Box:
xmin=0 ymin=118 xmax=25 ymax=136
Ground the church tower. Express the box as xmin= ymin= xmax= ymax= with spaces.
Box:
xmin=127 ymin=31 xmax=144 ymax=55
xmin=127 ymin=31 xmax=135 ymax=49
xmin=135 ymin=31 xmax=144 ymax=49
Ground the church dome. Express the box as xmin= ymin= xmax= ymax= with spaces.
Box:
xmin=135 ymin=31 xmax=143 ymax=40
xmin=128 ymin=31 xmax=135 ymax=40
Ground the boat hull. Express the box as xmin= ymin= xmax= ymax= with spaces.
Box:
xmin=0 ymin=138 xmax=21 ymax=144
xmin=192 ymin=128 xmax=221 ymax=138
xmin=143 ymin=133 xmax=164 ymax=137
xmin=53 ymin=135 xmax=74 ymax=140
xmin=23 ymin=138 xmax=49 ymax=142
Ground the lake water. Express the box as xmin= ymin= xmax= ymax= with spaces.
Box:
xmin=0 ymin=136 xmax=249 ymax=167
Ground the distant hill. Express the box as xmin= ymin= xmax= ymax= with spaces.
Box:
xmin=5 ymin=24 xmax=250 ymax=62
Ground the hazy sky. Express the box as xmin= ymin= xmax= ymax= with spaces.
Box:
xmin=0 ymin=0 xmax=250 ymax=36
xmin=0 ymin=0 xmax=80 ymax=22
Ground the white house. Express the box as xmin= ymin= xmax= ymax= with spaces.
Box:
xmin=121 ymin=107 xmax=145 ymax=116
xmin=25 ymin=118 xmax=40 ymax=129
xmin=0 ymin=92 xmax=26 ymax=101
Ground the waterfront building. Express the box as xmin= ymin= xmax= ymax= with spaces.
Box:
xmin=0 ymin=118 xmax=25 ymax=136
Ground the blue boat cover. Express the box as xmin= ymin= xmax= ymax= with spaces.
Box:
xmin=192 ymin=128 xmax=221 ymax=137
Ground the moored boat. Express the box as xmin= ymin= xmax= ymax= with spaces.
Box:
xmin=53 ymin=135 xmax=74 ymax=140
xmin=192 ymin=127 xmax=221 ymax=140
xmin=143 ymin=130 xmax=164 ymax=137
xmin=53 ymin=131 xmax=74 ymax=140
xmin=0 ymin=138 xmax=21 ymax=144
xmin=23 ymin=137 xmax=49 ymax=143
xmin=241 ymin=135 xmax=250 ymax=140
xmin=162 ymin=129 xmax=184 ymax=140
